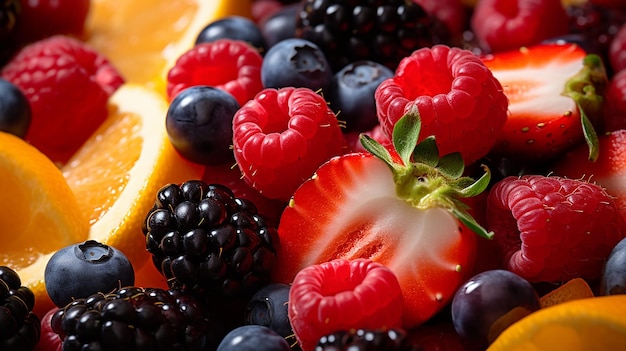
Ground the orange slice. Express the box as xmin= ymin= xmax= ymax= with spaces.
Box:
xmin=487 ymin=295 xmax=626 ymax=350
xmin=0 ymin=132 xmax=89 ymax=311
xmin=85 ymin=0 xmax=253 ymax=93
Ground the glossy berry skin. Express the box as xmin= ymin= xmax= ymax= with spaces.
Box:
xmin=470 ymin=0 xmax=568 ymax=53
xmin=259 ymin=3 xmax=299 ymax=49
xmin=0 ymin=35 xmax=124 ymax=164
xmin=195 ymin=16 xmax=267 ymax=52
xmin=316 ymin=328 xmax=420 ymax=351
xmin=246 ymin=283 xmax=292 ymax=341
xmin=232 ymin=87 xmax=346 ymax=201
xmin=375 ymin=45 xmax=508 ymax=165
xmin=451 ymin=270 xmax=540 ymax=349
xmin=37 ymin=307 xmax=62 ymax=351
xmin=601 ymin=237 xmax=626 ymax=295
xmin=167 ymin=39 xmax=264 ymax=106
xmin=261 ymin=38 xmax=333 ymax=93
xmin=0 ymin=78 xmax=30 ymax=138
xmin=217 ymin=325 xmax=291 ymax=351
xmin=288 ymin=258 xmax=404 ymax=351
xmin=44 ymin=240 xmax=135 ymax=308
xmin=166 ymin=86 xmax=240 ymax=166
xmin=0 ymin=266 xmax=40 ymax=351
xmin=328 ymin=60 xmax=394 ymax=133
xmin=486 ymin=175 xmax=626 ymax=283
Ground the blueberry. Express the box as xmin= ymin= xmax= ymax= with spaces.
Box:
xmin=601 ymin=237 xmax=626 ymax=295
xmin=0 ymin=78 xmax=31 ymax=138
xmin=260 ymin=3 xmax=300 ymax=49
xmin=246 ymin=283 xmax=292 ymax=339
xmin=261 ymin=38 xmax=333 ymax=92
xmin=217 ymin=325 xmax=290 ymax=351
xmin=328 ymin=60 xmax=394 ymax=132
xmin=451 ymin=269 xmax=540 ymax=349
xmin=196 ymin=16 xmax=267 ymax=52
xmin=44 ymin=240 xmax=134 ymax=308
xmin=166 ymin=86 xmax=240 ymax=166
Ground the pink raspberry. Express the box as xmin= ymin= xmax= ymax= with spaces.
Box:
xmin=1 ymin=35 xmax=124 ymax=164
xmin=166 ymin=39 xmax=264 ymax=106
xmin=232 ymin=87 xmax=347 ymax=201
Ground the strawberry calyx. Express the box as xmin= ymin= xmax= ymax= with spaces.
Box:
xmin=563 ymin=53 xmax=608 ymax=162
xmin=360 ymin=105 xmax=494 ymax=240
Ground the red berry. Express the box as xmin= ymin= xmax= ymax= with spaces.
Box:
xmin=0 ymin=35 xmax=124 ymax=164
xmin=232 ymin=87 xmax=346 ymax=201
xmin=603 ymin=69 xmax=626 ymax=132
xmin=413 ymin=0 xmax=468 ymax=38
xmin=609 ymin=23 xmax=626 ymax=74
xmin=486 ymin=175 xmax=626 ymax=283
xmin=375 ymin=45 xmax=508 ymax=165
xmin=13 ymin=0 xmax=90 ymax=45
xmin=35 ymin=307 xmax=62 ymax=351
xmin=166 ymin=39 xmax=264 ymax=106
xmin=288 ymin=258 xmax=404 ymax=351
xmin=470 ymin=0 xmax=568 ymax=53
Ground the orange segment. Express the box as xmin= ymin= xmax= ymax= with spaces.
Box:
xmin=85 ymin=0 xmax=253 ymax=92
xmin=487 ymin=295 xmax=626 ymax=351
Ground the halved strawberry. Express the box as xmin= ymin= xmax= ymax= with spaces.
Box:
xmin=272 ymin=108 xmax=492 ymax=328
xmin=481 ymin=43 xmax=607 ymax=163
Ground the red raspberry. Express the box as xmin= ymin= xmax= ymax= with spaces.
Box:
xmin=470 ymin=0 xmax=569 ymax=53
xmin=166 ymin=39 xmax=264 ymax=106
xmin=609 ymin=23 xmax=626 ymax=74
xmin=232 ymin=87 xmax=347 ymax=201
xmin=486 ymin=175 xmax=626 ymax=283
xmin=13 ymin=0 xmax=90 ymax=45
xmin=1 ymin=35 xmax=124 ymax=164
xmin=375 ymin=45 xmax=508 ymax=165
xmin=288 ymin=258 xmax=404 ymax=351
xmin=603 ymin=69 xmax=626 ymax=132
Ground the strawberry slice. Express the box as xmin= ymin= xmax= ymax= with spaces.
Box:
xmin=273 ymin=108 xmax=492 ymax=328
xmin=481 ymin=43 xmax=607 ymax=163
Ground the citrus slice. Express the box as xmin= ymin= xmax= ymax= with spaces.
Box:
xmin=0 ymin=132 xmax=89 ymax=315
xmin=487 ymin=295 xmax=626 ymax=351
xmin=85 ymin=0 xmax=253 ymax=93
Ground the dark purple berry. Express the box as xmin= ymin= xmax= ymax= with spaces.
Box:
xmin=316 ymin=328 xmax=420 ymax=351
xmin=195 ymin=16 xmax=267 ymax=53
xmin=44 ymin=240 xmax=135 ymax=308
xmin=601 ymin=237 xmax=626 ymax=295
xmin=0 ymin=266 xmax=40 ymax=351
xmin=217 ymin=325 xmax=291 ymax=351
xmin=0 ymin=78 xmax=30 ymax=138
xmin=260 ymin=3 xmax=300 ymax=49
xmin=246 ymin=283 xmax=292 ymax=341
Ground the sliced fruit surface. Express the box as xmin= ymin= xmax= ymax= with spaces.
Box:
xmin=487 ymin=295 xmax=626 ymax=350
xmin=85 ymin=0 xmax=253 ymax=92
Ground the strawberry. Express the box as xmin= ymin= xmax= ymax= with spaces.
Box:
xmin=485 ymin=175 xmax=626 ymax=283
xmin=481 ymin=43 xmax=608 ymax=163
xmin=288 ymin=258 xmax=404 ymax=351
xmin=552 ymin=129 xmax=626 ymax=222
xmin=232 ymin=86 xmax=346 ymax=201
xmin=272 ymin=109 xmax=493 ymax=328
xmin=470 ymin=0 xmax=568 ymax=53
xmin=375 ymin=45 xmax=508 ymax=166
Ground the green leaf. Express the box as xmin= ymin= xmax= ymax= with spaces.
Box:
xmin=413 ymin=136 xmax=439 ymax=167
xmin=451 ymin=208 xmax=494 ymax=240
xmin=360 ymin=134 xmax=395 ymax=166
xmin=392 ymin=106 xmax=421 ymax=166
xmin=436 ymin=152 xmax=464 ymax=179
xmin=458 ymin=165 xmax=491 ymax=198
xmin=580 ymin=101 xmax=600 ymax=162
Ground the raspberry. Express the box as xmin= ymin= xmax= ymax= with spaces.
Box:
xmin=166 ymin=39 xmax=264 ymax=106
xmin=374 ymin=45 xmax=508 ymax=165
xmin=486 ymin=175 xmax=626 ymax=283
xmin=0 ymin=35 xmax=124 ymax=164
xmin=50 ymin=286 xmax=223 ymax=350
xmin=288 ymin=258 xmax=404 ymax=351
xmin=0 ymin=266 xmax=40 ymax=350
xmin=470 ymin=0 xmax=569 ymax=53
xmin=12 ymin=0 xmax=89 ymax=45
xmin=232 ymin=87 xmax=347 ymax=201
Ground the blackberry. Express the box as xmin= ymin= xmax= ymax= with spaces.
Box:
xmin=295 ymin=0 xmax=451 ymax=72
xmin=51 ymin=286 xmax=222 ymax=351
xmin=143 ymin=181 xmax=280 ymax=300
xmin=315 ymin=328 xmax=421 ymax=351
xmin=0 ymin=266 xmax=40 ymax=350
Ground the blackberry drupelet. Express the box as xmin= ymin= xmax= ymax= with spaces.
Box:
xmin=0 ymin=266 xmax=40 ymax=350
xmin=295 ymin=0 xmax=450 ymax=72
xmin=143 ymin=181 xmax=280 ymax=300
xmin=50 ymin=286 xmax=223 ymax=351
xmin=315 ymin=328 xmax=422 ymax=351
